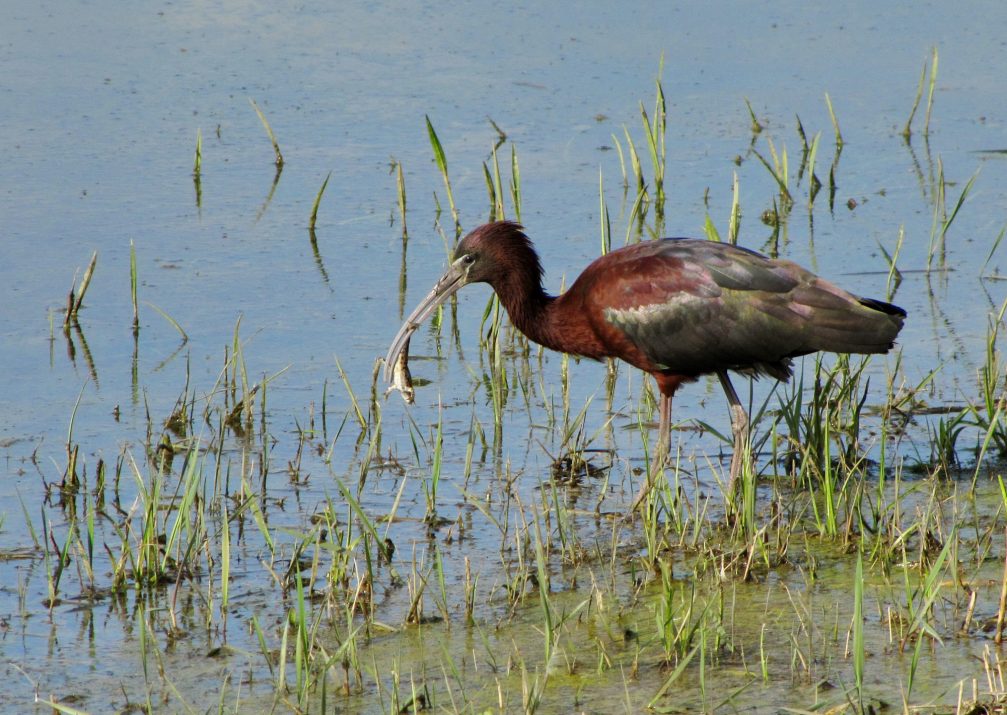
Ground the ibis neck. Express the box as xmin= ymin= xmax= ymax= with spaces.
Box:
xmin=492 ymin=277 xmax=594 ymax=356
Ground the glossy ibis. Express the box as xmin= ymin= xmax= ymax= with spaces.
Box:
xmin=385 ymin=221 xmax=906 ymax=501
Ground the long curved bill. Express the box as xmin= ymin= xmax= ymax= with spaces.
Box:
xmin=383 ymin=257 xmax=469 ymax=386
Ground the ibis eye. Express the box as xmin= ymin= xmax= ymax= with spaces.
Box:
xmin=462 ymin=254 xmax=476 ymax=265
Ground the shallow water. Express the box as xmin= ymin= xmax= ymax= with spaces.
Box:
xmin=2 ymin=1 xmax=1007 ymax=713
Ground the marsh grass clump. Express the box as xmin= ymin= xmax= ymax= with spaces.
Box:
xmin=970 ymin=298 xmax=1007 ymax=457
xmin=744 ymin=95 xmax=850 ymax=231
xmin=612 ymin=71 xmax=668 ymax=237
xmin=927 ymin=158 xmax=979 ymax=272
xmin=902 ymin=47 xmax=939 ymax=140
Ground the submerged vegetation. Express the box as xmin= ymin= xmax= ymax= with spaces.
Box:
xmin=7 ymin=58 xmax=1007 ymax=715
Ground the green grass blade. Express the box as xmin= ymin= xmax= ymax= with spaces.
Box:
xmin=249 ymin=98 xmax=284 ymax=166
xmin=193 ymin=127 xmax=202 ymax=176
xmin=825 ymin=92 xmax=843 ymax=147
xmin=902 ymin=57 xmax=928 ymax=138
xmin=143 ymin=301 xmax=188 ymax=342
xmin=130 ymin=240 xmax=139 ymax=334
xmin=853 ymin=549 xmax=864 ymax=705
xmin=424 ymin=115 xmax=458 ymax=234
xmin=924 ymin=47 xmax=938 ymax=136
xmin=309 ymin=171 xmax=331 ymax=231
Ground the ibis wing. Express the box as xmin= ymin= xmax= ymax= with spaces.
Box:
xmin=590 ymin=239 xmax=897 ymax=377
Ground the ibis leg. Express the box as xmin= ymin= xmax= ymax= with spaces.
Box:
xmin=717 ymin=370 xmax=750 ymax=494
xmin=658 ymin=392 xmax=671 ymax=457
xmin=629 ymin=393 xmax=671 ymax=513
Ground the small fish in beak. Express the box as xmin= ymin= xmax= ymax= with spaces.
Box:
xmin=384 ymin=335 xmax=415 ymax=404
xmin=383 ymin=253 xmax=471 ymax=401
